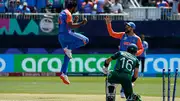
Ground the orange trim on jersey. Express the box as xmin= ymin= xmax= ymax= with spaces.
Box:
xmin=107 ymin=23 xmax=125 ymax=39
xmin=64 ymin=9 xmax=72 ymax=23
xmin=135 ymin=35 xmax=144 ymax=56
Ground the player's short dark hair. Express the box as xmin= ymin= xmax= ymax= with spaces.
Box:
xmin=66 ymin=1 xmax=77 ymax=9
xmin=127 ymin=44 xmax=138 ymax=55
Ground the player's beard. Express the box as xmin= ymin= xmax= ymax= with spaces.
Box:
xmin=125 ymin=28 xmax=130 ymax=33
xmin=71 ymin=8 xmax=76 ymax=14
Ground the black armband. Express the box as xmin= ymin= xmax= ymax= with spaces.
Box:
xmin=131 ymin=76 xmax=137 ymax=82
xmin=104 ymin=60 xmax=109 ymax=67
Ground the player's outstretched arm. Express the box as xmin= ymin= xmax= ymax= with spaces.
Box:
xmin=105 ymin=16 xmax=124 ymax=39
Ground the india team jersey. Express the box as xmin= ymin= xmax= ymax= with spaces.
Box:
xmin=58 ymin=9 xmax=72 ymax=33
xmin=111 ymin=51 xmax=139 ymax=75
xmin=106 ymin=23 xmax=144 ymax=56
xmin=119 ymin=33 xmax=140 ymax=51
xmin=139 ymin=40 xmax=148 ymax=57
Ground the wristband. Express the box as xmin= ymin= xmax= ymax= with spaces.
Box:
xmin=131 ymin=76 xmax=137 ymax=82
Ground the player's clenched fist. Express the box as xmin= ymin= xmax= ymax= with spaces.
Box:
xmin=82 ymin=18 xmax=88 ymax=25
xmin=74 ymin=16 xmax=79 ymax=23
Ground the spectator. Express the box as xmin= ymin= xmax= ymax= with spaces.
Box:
xmin=19 ymin=2 xmax=31 ymax=13
xmin=0 ymin=0 xmax=6 ymax=13
xmin=103 ymin=0 xmax=112 ymax=13
xmin=156 ymin=0 xmax=169 ymax=7
xmin=22 ymin=0 xmax=37 ymax=13
xmin=8 ymin=0 xmax=16 ymax=13
xmin=94 ymin=0 xmax=105 ymax=13
xmin=111 ymin=0 xmax=123 ymax=13
xmin=82 ymin=0 xmax=93 ymax=13
xmin=137 ymin=33 xmax=148 ymax=73
xmin=16 ymin=0 xmax=23 ymax=13
xmin=172 ymin=0 xmax=179 ymax=14
xmin=156 ymin=0 xmax=170 ymax=20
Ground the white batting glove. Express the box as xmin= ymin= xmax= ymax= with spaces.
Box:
xmin=102 ymin=66 xmax=109 ymax=74
xmin=132 ymin=82 xmax=135 ymax=87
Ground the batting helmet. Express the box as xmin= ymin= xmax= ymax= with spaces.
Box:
xmin=127 ymin=44 xmax=138 ymax=55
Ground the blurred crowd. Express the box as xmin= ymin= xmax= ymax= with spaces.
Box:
xmin=77 ymin=0 xmax=180 ymax=14
xmin=147 ymin=0 xmax=180 ymax=13
xmin=0 ymin=0 xmax=179 ymax=14
xmin=0 ymin=0 xmax=64 ymax=13
xmin=77 ymin=0 xmax=124 ymax=14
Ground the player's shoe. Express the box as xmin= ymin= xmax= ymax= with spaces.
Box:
xmin=64 ymin=48 xmax=72 ymax=59
xmin=126 ymin=93 xmax=142 ymax=101
xmin=60 ymin=72 xmax=70 ymax=85
xmin=120 ymin=92 xmax=125 ymax=98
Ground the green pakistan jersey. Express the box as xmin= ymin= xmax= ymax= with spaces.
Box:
xmin=111 ymin=51 xmax=140 ymax=75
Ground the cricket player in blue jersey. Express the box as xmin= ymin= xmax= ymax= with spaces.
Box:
xmin=137 ymin=33 xmax=148 ymax=73
xmin=58 ymin=2 xmax=89 ymax=85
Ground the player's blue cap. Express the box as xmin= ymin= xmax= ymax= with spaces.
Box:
xmin=125 ymin=22 xmax=136 ymax=29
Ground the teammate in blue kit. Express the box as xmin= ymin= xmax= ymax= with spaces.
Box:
xmin=58 ymin=2 xmax=89 ymax=85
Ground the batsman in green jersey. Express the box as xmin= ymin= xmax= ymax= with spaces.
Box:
xmin=103 ymin=44 xmax=142 ymax=101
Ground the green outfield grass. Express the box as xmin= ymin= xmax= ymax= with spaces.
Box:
xmin=0 ymin=77 xmax=179 ymax=97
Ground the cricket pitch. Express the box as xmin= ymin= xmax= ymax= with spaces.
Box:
xmin=0 ymin=94 xmax=180 ymax=101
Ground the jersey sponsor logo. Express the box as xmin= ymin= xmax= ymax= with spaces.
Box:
xmin=123 ymin=42 xmax=130 ymax=45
